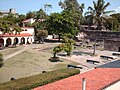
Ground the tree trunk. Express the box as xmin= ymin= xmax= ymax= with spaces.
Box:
xmin=53 ymin=53 xmax=56 ymax=58
xmin=93 ymin=39 xmax=97 ymax=55
xmin=58 ymin=34 xmax=61 ymax=42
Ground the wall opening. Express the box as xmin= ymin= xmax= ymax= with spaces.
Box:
xmin=0 ymin=38 xmax=4 ymax=46
xmin=6 ymin=38 xmax=12 ymax=46
xmin=14 ymin=38 xmax=19 ymax=45
xmin=118 ymin=47 xmax=120 ymax=52
xmin=21 ymin=37 xmax=25 ymax=44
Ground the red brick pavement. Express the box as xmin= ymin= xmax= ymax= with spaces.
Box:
xmin=33 ymin=68 xmax=120 ymax=90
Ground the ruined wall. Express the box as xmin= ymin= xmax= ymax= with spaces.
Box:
xmin=82 ymin=31 xmax=120 ymax=40
xmin=81 ymin=31 xmax=120 ymax=51
xmin=104 ymin=39 xmax=120 ymax=51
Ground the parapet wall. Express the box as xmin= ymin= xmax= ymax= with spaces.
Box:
xmin=83 ymin=30 xmax=120 ymax=40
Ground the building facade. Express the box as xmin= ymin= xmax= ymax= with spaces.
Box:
xmin=0 ymin=27 xmax=34 ymax=46
xmin=0 ymin=8 xmax=16 ymax=17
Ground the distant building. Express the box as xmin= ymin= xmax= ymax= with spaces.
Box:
xmin=22 ymin=18 xmax=36 ymax=26
xmin=0 ymin=27 xmax=35 ymax=46
xmin=0 ymin=8 xmax=16 ymax=17
xmin=22 ymin=18 xmax=46 ymax=26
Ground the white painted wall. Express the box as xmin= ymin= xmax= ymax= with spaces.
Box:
xmin=21 ymin=27 xmax=34 ymax=35
xmin=46 ymin=35 xmax=53 ymax=39
xmin=0 ymin=27 xmax=35 ymax=46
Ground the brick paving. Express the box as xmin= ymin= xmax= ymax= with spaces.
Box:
xmin=33 ymin=68 xmax=120 ymax=90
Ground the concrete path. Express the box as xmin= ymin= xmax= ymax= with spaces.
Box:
xmin=3 ymin=43 xmax=59 ymax=60
xmin=3 ymin=45 xmax=31 ymax=60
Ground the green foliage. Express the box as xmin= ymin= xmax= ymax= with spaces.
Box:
xmin=37 ymin=30 xmax=48 ymax=37
xmin=0 ymin=68 xmax=80 ymax=90
xmin=59 ymin=0 xmax=84 ymax=12
xmin=0 ymin=53 xmax=4 ymax=67
xmin=85 ymin=0 xmax=114 ymax=30
xmin=0 ymin=14 xmax=22 ymax=34
xmin=26 ymin=11 xmax=36 ymax=19
xmin=47 ymin=12 xmax=78 ymax=37
xmin=63 ymin=36 xmax=69 ymax=43
xmin=110 ymin=13 xmax=120 ymax=31
xmin=64 ymin=43 xmax=72 ymax=56
xmin=53 ymin=44 xmax=64 ymax=57
xmin=36 ymin=30 xmax=48 ymax=43
xmin=46 ymin=0 xmax=85 ymax=36
xmin=53 ymin=36 xmax=75 ymax=57
xmin=59 ymin=0 xmax=84 ymax=28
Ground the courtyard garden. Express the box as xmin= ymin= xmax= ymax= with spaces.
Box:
xmin=0 ymin=43 xmax=79 ymax=83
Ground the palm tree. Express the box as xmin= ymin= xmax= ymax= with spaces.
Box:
xmin=85 ymin=0 xmax=114 ymax=30
xmin=44 ymin=3 xmax=52 ymax=14
xmin=85 ymin=0 xmax=115 ymax=55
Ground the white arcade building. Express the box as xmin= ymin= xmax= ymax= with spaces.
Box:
xmin=0 ymin=27 xmax=34 ymax=46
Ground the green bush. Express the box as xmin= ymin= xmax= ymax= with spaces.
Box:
xmin=64 ymin=43 xmax=72 ymax=56
xmin=0 ymin=68 xmax=80 ymax=90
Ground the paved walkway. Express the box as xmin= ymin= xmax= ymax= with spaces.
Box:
xmin=3 ymin=45 xmax=31 ymax=60
xmin=59 ymin=49 xmax=120 ymax=73
xmin=3 ymin=43 xmax=59 ymax=60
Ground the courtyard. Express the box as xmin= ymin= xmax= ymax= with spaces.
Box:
xmin=0 ymin=42 xmax=120 ymax=83
xmin=0 ymin=43 xmax=78 ymax=83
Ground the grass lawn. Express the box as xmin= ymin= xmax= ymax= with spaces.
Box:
xmin=0 ymin=45 xmax=24 ymax=56
xmin=0 ymin=45 xmax=79 ymax=83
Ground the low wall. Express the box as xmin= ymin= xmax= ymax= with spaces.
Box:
xmin=104 ymin=39 xmax=120 ymax=51
xmin=82 ymin=30 xmax=120 ymax=40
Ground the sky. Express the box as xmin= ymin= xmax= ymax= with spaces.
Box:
xmin=0 ymin=0 xmax=120 ymax=15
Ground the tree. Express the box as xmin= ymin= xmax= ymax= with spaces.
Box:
xmin=59 ymin=0 xmax=84 ymax=29
xmin=85 ymin=0 xmax=114 ymax=30
xmin=36 ymin=30 xmax=48 ymax=43
xmin=26 ymin=11 xmax=36 ymax=19
xmin=0 ymin=19 xmax=22 ymax=35
xmin=47 ymin=12 xmax=78 ymax=41
xmin=59 ymin=0 xmax=84 ymax=12
xmin=110 ymin=13 xmax=120 ymax=31
xmin=85 ymin=0 xmax=115 ymax=55
xmin=36 ymin=9 xmax=48 ymax=19
xmin=17 ymin=14 xmax=26 ymax=26
xmin=44 ymin=3 xmax=52 ymax=14
xmin=53 ymin=44 xmax=64 ymax=58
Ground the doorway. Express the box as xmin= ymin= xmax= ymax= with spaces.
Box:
xmin=118 ymin=47 xmax=120 ymax=52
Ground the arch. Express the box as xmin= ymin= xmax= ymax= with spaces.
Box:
xmin=0 ymin=38 xmax=4 ymax=46
xmin=14 ymin=37 xmax=19 ymax=45
xmin=6 ymin=38 xmax=12 ymax=46
xmin=27 ymin=37 xmax=32 ymax=44
xmin=21 ymin=37 xmax=25 ymax=44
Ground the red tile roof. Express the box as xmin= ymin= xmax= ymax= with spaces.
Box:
xmin=0 ymin=33 xmax=32 ymax=37
xmin=21 ymin=27 xmax=34 ymax=29
xmin=33 ymin=68 xmax=120 ymax=90
xmin=22 ymin=18 xmax=34 ymax=23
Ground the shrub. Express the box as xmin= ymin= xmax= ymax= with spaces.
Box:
xmin=64 ymin=43 xmax=72 ymax=56
xmin=0 ymin=68 xmax=80 ymax=90
xmin=53 ymin=44 xmax=64 ymax=57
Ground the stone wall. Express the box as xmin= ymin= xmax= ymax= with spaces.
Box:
xmin=80 ymin=30 xmax=120 ymax=51
xmin=82 ymin=30 xmax=120 ymax=40
xmin=104 ymin=39 xmax=120 ymax=51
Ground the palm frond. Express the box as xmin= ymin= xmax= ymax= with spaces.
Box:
xmin=88 ymin=6 xmax=94 ymax=11
xmin=103 ymin=2 xmax=110 ymax=10
xmin=103 ymin=10 xmax=115 ymax=14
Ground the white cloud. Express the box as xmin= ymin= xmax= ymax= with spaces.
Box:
xmin=114 ymin=7 xmax=120 ymax=13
